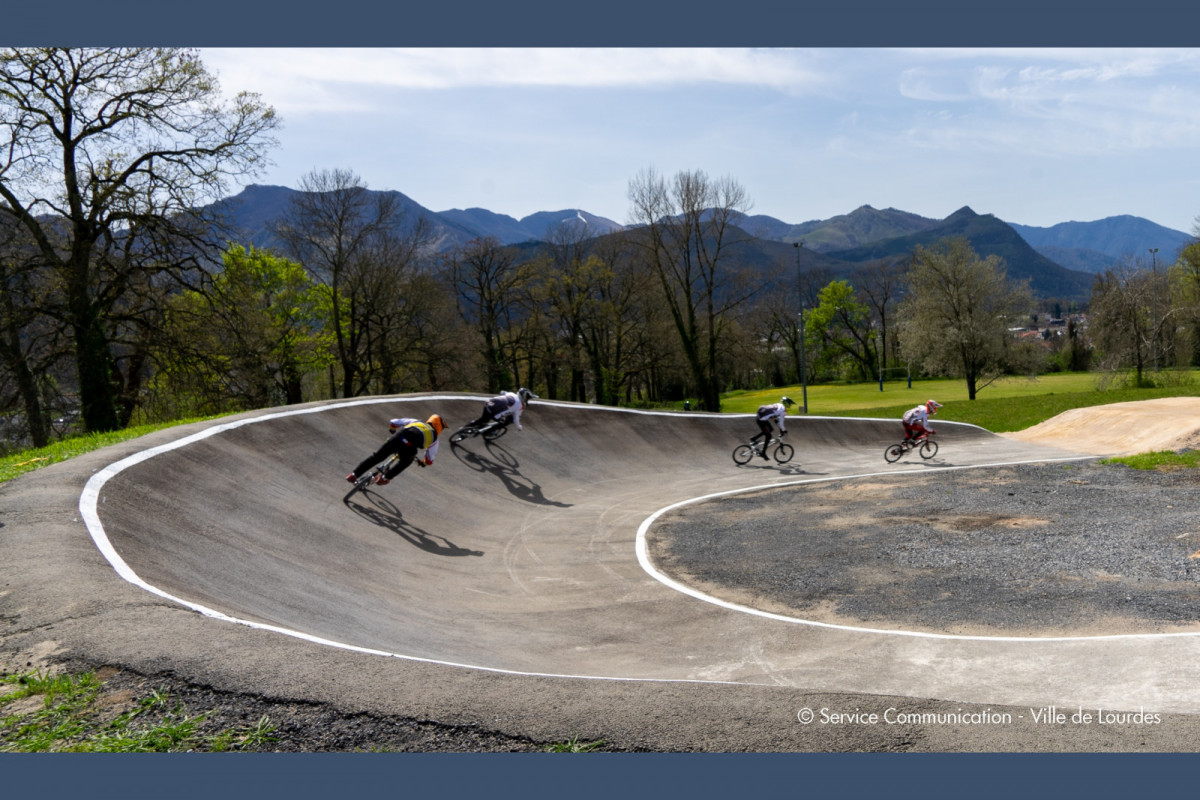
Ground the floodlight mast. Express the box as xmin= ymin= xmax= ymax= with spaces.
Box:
xmin=794 ymin=241 xmax=808 ymax=414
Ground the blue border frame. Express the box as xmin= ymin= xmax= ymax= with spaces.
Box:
xmin=5 ymin=1 xmax=1200 ymax=797
xmin=4 ymin=0 xmax=1196 ymax=46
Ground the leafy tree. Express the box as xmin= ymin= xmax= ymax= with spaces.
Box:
xmin=626 ymin=167 xmax=757 ymax=411
xmin=152 ymin=245 xmax=328 ymax=415
xmin=898 ymin=237 xmax=1033 ymax=399
xmin=806 ymin=279 xmax=877 ymax=381
xmin=0 ymin=48 xmax=278 ymax=432
xmin=1174 ymin=238 xmax=1200 ymax=367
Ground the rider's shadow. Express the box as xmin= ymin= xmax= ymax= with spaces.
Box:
xmin=343 ymin=492 xmax=484 ymax=557
xmin=739 ymin=461 xmax=824 ymax=477
xmin=450 ymin=440 xmax=572 ymax=507
xmin=776 ymin=463 xmax=823 ymax=477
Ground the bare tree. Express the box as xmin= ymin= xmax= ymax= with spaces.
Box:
xmin=1089 ymin=263 xmax=1168 ymax=386
xmin=854 ymin=258 xmax=908 ymax=371
xmin=443 ymin=236 xmax=528 ymax=392
xmin=274 ymin=169 xmax=427 ymax=397
xmin=0 ymin=48 xmax=278 ymax=432
xmin=0 ymin=210 xmax=66 ymax=447
xmin=626 ymin=167 xmax=757 ymax=411
xmin=898 ymin=237 xmax=1032 ymax=399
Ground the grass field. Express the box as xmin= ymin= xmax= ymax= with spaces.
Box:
xmin=720 ymin=371 xmax=1200 ymax=433
xmin=3 ymin=372 xmax=1199 ymax=486
xmin=0 ymin=414 xmax=227 ymax=484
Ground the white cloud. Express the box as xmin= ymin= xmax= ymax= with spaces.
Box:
xmin=201 ymin=47 xmax=831 ymax=113
xmin=196 ymin=47 xmax=1200 ymax=231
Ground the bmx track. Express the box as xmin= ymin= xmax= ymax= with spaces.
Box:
xmin=6 ymin=394 xmax=1200 ymax=751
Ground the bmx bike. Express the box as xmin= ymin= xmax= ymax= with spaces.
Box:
xmin=449 ymin=419 xmax=509 ymax=444
xmin=732 ymin=434 xmax=794 ymax=465
xmin=883 ymin=432 xmax=938 ymax=463
xmin=344 ymin=452 xmax=423 ymax=499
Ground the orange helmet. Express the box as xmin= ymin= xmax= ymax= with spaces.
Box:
xmin=426 ymin=414 xmax=445 ymax=435
xmin=926 ymin=400 xmax=942 ymax=413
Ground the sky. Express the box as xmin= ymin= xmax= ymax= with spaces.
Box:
xmin=199 ymin=48 xmax=1200 ymax=234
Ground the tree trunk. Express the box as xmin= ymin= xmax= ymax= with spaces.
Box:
xmin=1 ymin=340 xmax=49 ymax=447
xmin=72 ymin=307 xmax=120 ymax=433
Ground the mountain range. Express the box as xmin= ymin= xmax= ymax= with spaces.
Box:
xmin=212 ymin=185 xmax=1194 ymax=303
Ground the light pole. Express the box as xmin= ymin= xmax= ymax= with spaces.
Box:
xmin=794 ymin=241 xmax=808 ymax=414
xmin=874 ymin=323 xmax=883 ymax=391
xmin=1150 ymin=247 xmax=1159 ymax=371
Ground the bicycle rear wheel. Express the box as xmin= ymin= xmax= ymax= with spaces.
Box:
xmin=919 ymin=439 xmax=939 ymax=459
xmin=772 ymin=442 xmax=794 ymax=464
xmin=449 ymin=427 xmax=476 ymax=443
xmin=732 ymin=444 xmax=755 ymax=465
xmin=482 ymin=423 xmax=508 ymax=441
xmin=884 ymin=443 xmax=905 ymax=463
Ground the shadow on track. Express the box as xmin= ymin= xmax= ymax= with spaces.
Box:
xmin=449 ymin=440 xmax=572 ymax=508
xmin=343 ymin=490 xmax=484 ymax=557
xmin=733 ymin=461 xmax=824 ymax=478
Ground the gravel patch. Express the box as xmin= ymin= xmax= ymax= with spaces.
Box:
xmin=648 ymin=461 xmax=1200 ymax=636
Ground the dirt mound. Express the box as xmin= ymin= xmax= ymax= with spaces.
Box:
xmin=1003 ymin=397 xmax=1200 ymax=455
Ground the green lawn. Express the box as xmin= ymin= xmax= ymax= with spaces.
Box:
xmin=720 ymin=371 xmax=1200 ymax=433
xmin=0 ymin=415 xmax=228 ymax=484
xmin=4 ymin=373 xmax=1200 ymax=486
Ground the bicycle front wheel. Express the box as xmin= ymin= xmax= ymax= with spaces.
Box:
xmin=483 ymin=423 xmax=508 ymax=441
xmin=732 ymin=444 xmax=755 ymax=465
xmin=344 ymin=471 xmax=374 ymax=500
xmin=773 ymin=443 xmax=794 ymax=464
xmin=919 ymin=439 xmax=939 ymax=459
xmin=884 ymin=443 xmax=905 ymax=463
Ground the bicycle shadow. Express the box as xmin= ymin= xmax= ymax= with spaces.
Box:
xmin=735 ymin=460 xmax=823 ymax=477
xmin=343 ymin=491 xmax=484 ymax=557
xmin=449 ymin=439 xmax=572 ymax=507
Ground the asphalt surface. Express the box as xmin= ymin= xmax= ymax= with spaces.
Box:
xmin=6 ymin=393 xmax=1200 ymax=751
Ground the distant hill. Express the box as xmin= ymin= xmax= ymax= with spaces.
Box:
xmin=826 ymin=206 xmax=1096 ymax=300
xmin=1030 ymin=245 xmax=1115 ymax=275
xmin=1008 ymin=215 xmax=1192 ymax=271
xmin=435 ymin=207 xmax=539 ymax=244
xmin=207 ymin=184 xmax=465 ymax=250
xmin=784 ymin=205 xmax=942 ymax=252
xmin=517 ymin=209 xmax=624 ymax=240
xmin=734 ymin=213 xmax=795 ymax=241
xmin=213 ymin=186 xmax=1193 ymax=301
xmin=437 ymin=206 xmax=624 ymax=244
xmin=210 ymin=185 xmax=624 ymax=254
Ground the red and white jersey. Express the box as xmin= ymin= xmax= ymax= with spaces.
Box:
xmin=902 ymin=404 xmax=932 ymax=428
